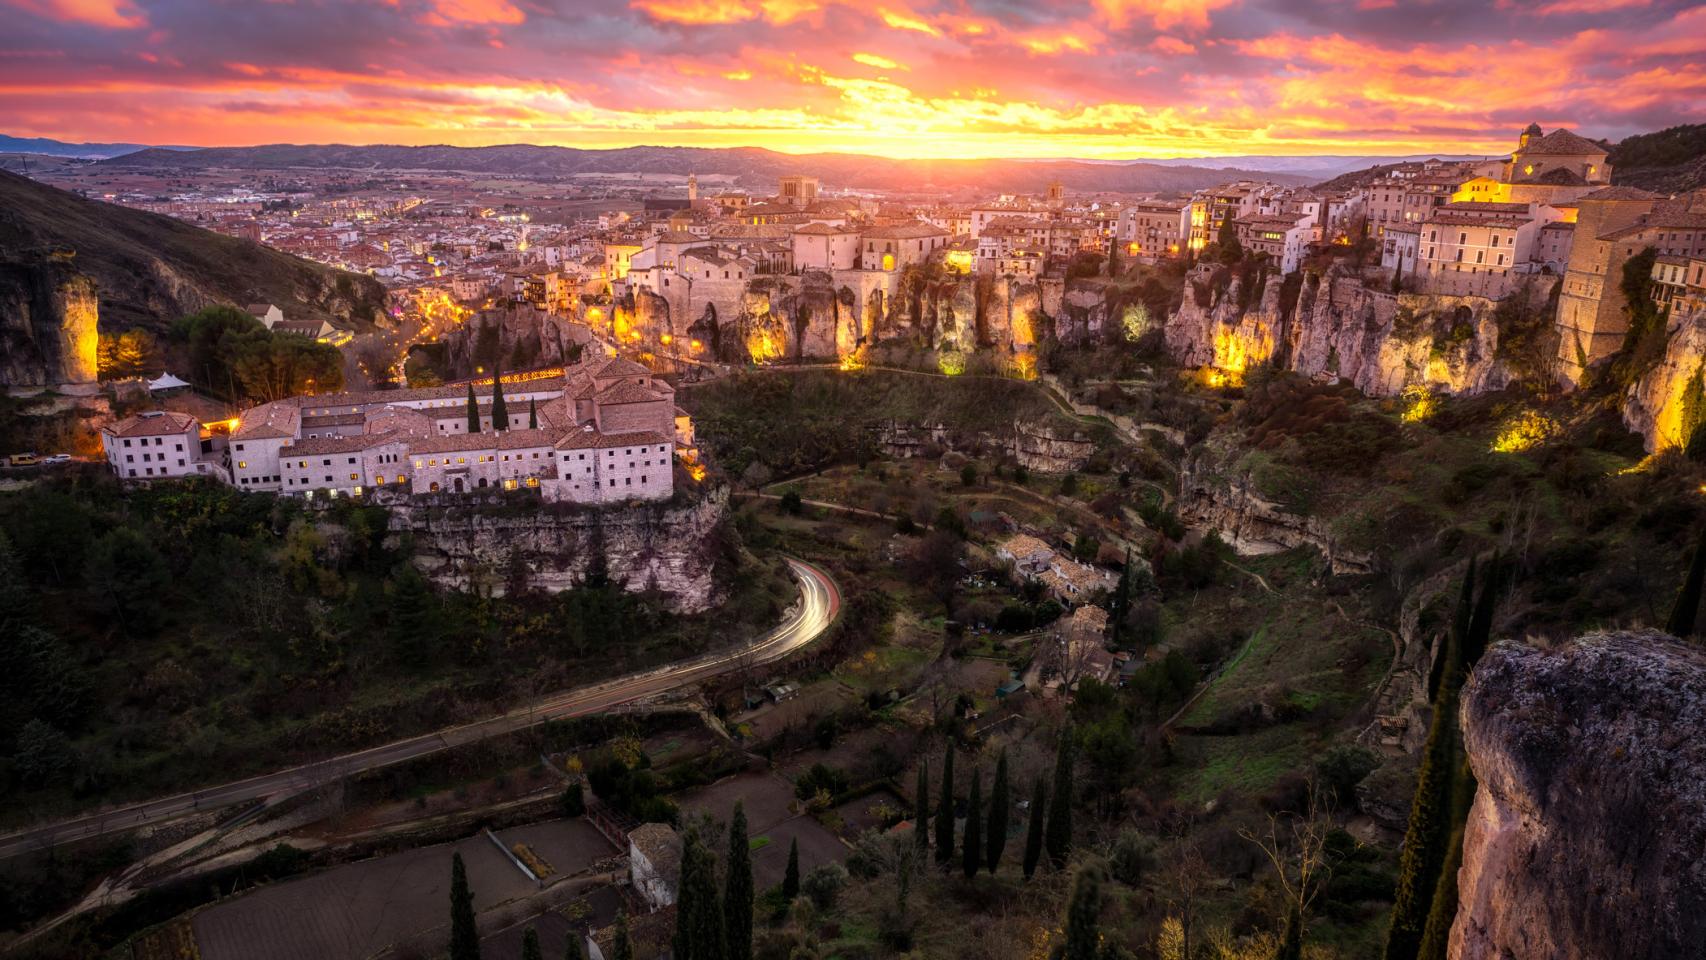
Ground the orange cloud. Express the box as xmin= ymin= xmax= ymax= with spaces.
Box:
xmin=9 ymin=0 xmax=145 ymax=28
xmin=1151 ymin=36 xmax=1196 ymax=55
xmin=425 ymin=0 xmax=526 ymax=24
xmin=1092 ymin=0 xmax=1236 ymax=32
xmin=630 ymin=0 xmax=820 ymax=25
xmin=878 ymin=7 xmax=940 ymax=36
xmin=852 ymin=52 xmax=902 ymax=70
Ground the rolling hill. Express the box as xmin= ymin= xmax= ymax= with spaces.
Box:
xmin=98 ymin=142 xmax=1310 ymax=194
xmin=0 ymin=170 xmax=386 ymax=384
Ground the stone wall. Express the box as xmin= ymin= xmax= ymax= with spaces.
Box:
xmin=384 ymin=486 xmax=730 ymax=612
xmin=1624 ymin=308 xmax=1706 ymax=453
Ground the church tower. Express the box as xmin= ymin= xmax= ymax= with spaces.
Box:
xmin=687 ymin=173 xmax=698 ymax=202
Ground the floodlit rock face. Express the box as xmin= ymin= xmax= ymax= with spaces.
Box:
xmin=0 ymin=259 xmax=100 ymax=386
xmin=392 ymin=486 xmax=729 ymax=612
xmin=1624 ymin=309 xmax=1706 ymax=453
xmin=1452 ymin=631 xmax=1706 ymax=960
xmin=445 ymin=305 xmax=591 ymax=375
xmin=875 ymin=418 xmax=1094 ymax=473
xmin=1165 ymin=266 xmax=1521 ymax=398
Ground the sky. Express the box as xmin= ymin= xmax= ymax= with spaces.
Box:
xmin=1 ymin=0 xmax=1703 ymax=160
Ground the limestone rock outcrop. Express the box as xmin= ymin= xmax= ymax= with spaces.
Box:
xmin=1624 ymin=308 xmax=1706 ymax=452
xmin=0 ymin=258 xmax=100 ymax=386
xmin=1177 ymin=433 xmax=1375 ymax=574
xmin=1452 ymin=631 xmax=1706 ymax=960
xmin=391 ymin=487 xmax=730 ymax=612
xmin=1165 ymin=266 xmax=1526 ymax=398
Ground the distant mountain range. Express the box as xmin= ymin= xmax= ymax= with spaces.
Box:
xmin=1143 ymin=153 xmax=1490 ymax=180
xmin=0 ymin=135 xmax=196 ymax=160
xmin=89 ymin=142 xmax=1314 ymax=194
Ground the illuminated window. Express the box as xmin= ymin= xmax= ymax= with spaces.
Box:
xmin=238 ymin=461 xmax=247 ymax=468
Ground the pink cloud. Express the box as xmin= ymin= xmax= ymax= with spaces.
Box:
xmin=7 ymin=0 xmax=146 ymax=29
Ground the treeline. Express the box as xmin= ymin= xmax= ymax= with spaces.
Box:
xmin=173 ymin=305 xmax=345 ymax=402
xmin=1607 ymin=123 xmax=1706 ymax=170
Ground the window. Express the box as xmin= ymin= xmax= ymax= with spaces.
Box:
xmin=126 ymin=455 xmax=133 ymax=463
xmin=350 ymin=473 xmax=358 ymax=481
xmin=128 ymin=469 xmax=136 ymax=477
xmin=123 ymin=439 xmax=131 ymax=447
xmin=238 ymin=461 xmax=247 ymax=469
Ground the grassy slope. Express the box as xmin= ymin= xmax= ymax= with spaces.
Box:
xmin=0 ymin=170 xmax=386 ymax=331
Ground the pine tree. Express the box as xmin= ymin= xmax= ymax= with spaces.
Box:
xmin=1061 ymin=863 xmax=1103 ymax=960
xmin=913 ymin=758 xmax=930 ymax=851
xmin=962 ymin=768 xmax=983 ymax=879
xmin=782 ymin=837 xmax=800 ymax=902
xmin=935 ymin=747 xmax=956 ymax=865
xmin=1023 ymin=778 xmax=1046 ymax=881
xmin=985 ymin=749 xmax=1009 ymax=874
xmin=1045 ymin=729 xmax=1075 ymax=868
xmin=724 ymin=802 xmax=754 ymax=960
xmin=491 ymin=363 xmax=508 ymax=430
xmin=465 ymin=383 xmax=480 ymax=434
xmin=449 ymin=852 xmax=481 ymax=960
xmin=388 ymin=564 xmax=438 ymax=669
xmin=528 ymin=397 xmax=538 ymax=430
xmin=673 ymin=828 xmax=726 ymax=960
xmin=1666 ymin=528 xmax=1706 ymax=638
xmin=521 ymin=927 xmax=542 ymax=960
xmin=611 ymin=912 xmax=634 ymax=960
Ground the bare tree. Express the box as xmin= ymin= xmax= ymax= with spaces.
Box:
xmin=1163 ymin=836 xmax=1214 ymax=960
xmin=1239 ymin=779 xmax=1336 ymax=946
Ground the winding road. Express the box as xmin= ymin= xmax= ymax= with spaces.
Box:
xmin=0 ymin=557 xmax=839 ymax=861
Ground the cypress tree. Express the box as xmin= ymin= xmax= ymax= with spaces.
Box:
xmin=521 ymin=928 xmax=542 ymax=960
xmin=1666 ymin=529 xmax=1706 ymax=638
xmin=1022 ymin=778 xmax=1046 ymax=881
xmin=1383 ymin=679 xmax=1461 ymax=960
xmin=934 ymin=747 xmax=956 ymax=865
xmin=673 ymin=828 xmax=725 ymax=960
xmin=1429 ymin=559 xmax=1475 ymax=701
xmin=528 ymin=397 xmax=538 ymax=430
xmin=491 ymin=364 xmax=508 ymax=430
xmin=611 ymin=912 xmax=634 ymax=960
xmin=782 ymin=837 xmax=800 ymax=902
xmin=1418 ymin=756 xmax=1478 ymax=960
xmin=985 ymin=749 xmax=1009 ymax=874
xmin=1462 ymin=555 xmax=1501 ymax=670
xmin=962 ymin=768 xmax=983 ymax=879
xmin=449 ymin=852 xmax=481 ymax=960
xmin=913 ymin=758 xmax=930 ymax=851
xmin=1045 ymin=729 xmax=1075 ymax=868
xmin=465 ymin=383 xmax=480 ymax=434
xmin=566 ymin=927 xmax=586 ymax=960
xmin=724 ymin=802 xmax=754 ymax=960
xmin=1061 ymin=863 xmax=1103 ymax=960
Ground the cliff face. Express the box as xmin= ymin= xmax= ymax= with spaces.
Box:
xmin=389 ymin=487 xmax=730 ymax=613
xmin=0 ymin=257 xmax=98 ymax=386
xmin=877 ymin=418 xmax=1095 ymax=473
xmin=1624 ymin=308 xmax=1706 ymax=452
xmin=1453 ymin=632 xmax=1706 ymax=960
xmin=445 ymin=304 xmax=592 ymax=376
xmin=1165 ymin=267 xmax=1519 ymax=398
xmin=1177 ymin=434 xmax=1375 ymax=574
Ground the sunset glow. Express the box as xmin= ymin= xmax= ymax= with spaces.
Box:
xmin=2 ymin=0 xmax=1702 ymax=157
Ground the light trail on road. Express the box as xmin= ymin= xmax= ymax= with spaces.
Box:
xmin=0 ymin=557 xmax=838 ymax=861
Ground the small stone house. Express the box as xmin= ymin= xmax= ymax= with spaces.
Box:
xmin=628 ymin=823 xmax=681 ymax=912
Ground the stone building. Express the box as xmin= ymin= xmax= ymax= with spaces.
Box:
xmin=101 ymin=410 xmax=224 ymax=481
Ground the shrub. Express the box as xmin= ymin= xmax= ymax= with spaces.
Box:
xmin=801 ymin=863 xmax=848 ymax=909
xmin=1108 ymin=830 xmax=1156 ymax=886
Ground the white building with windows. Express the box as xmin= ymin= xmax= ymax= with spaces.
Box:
xmin=100 ymin=411 xmax=225 ymax=481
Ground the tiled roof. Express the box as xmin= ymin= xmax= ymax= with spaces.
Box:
xmin=104 ymin=410 xmax=199 ymax=438
xmin=1427 ymin=213 xmax=1530 ymax=228
xmin=554 ymin=428 xmax=670 ymax=451
xmin=232 ymin=398 xmax=302 ymax=440
xmin=1440 ymin=201 xmax=1530 ymax=214
xmin=282 ymin=432 xmax=405 ymax=456
xmin=590 ymin=357 xmax=652 ymax=380
xmin=629 ymin=823 xmax=681 ymax=876
xmin=998 ymin=534 xmax=1053 ymax=559
xmin=862 ymin=221 xmax=949 ymax=240
xmin=408 ymin=428 xmax=559 ymax=455
xmin=1520 ymin=128 xmax=1606 ymax=157
xmin=596 ymin=381 xmax=669 ymax=405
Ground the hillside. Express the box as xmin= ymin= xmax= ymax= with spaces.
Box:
xmin=1609 ymin=123 xmax=1706 ymax=194
xmin=98 ymin=142 xmax=1308 ymax=194
xmin=0 ymin=171 xmax=385 ymax=373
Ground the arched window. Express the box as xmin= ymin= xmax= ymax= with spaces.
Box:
xmin=429 ymin=482 xmax=440 ymax=492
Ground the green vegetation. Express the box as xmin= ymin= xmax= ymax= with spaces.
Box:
xmin=724 ymin=802 xmax=754 ymax=960
xmin=0 ymin=472 xmax=789 ymax=824
xmin=174 ymin=305 xmax=345 ymax=402
xmin=449 ymin=852 xmax=480 ymax=960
